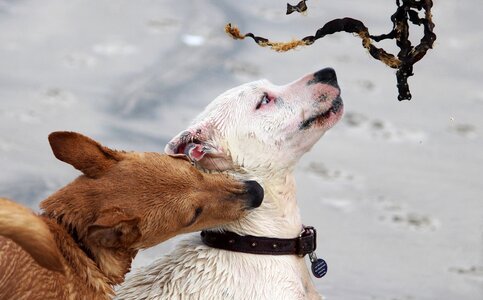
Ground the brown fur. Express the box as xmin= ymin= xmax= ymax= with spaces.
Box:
xmin=0 ymin=131 xmax=262 ymax=300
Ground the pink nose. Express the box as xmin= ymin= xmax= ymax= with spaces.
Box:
xmin=309 ymin=68 xmax=338 ymax=88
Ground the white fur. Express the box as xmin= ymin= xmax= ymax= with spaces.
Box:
xmin=116 ymin=69 xmax=343 ymax=299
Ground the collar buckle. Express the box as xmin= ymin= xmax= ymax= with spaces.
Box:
xmin=296 ymin=226 xmax=317 ymax=257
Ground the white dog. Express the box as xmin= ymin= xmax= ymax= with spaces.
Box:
xmin=117 ymin=68 xmax=343 ymax=300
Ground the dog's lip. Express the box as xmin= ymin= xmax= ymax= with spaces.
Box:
xmin=299 ymin=97 xmax=343 ymax=130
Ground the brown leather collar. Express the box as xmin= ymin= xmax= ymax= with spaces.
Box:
xmin=200 ymin=226 xmax=317 ymax=256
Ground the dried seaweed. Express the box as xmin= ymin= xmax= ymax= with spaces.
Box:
xmin=286 ymin=0 xmax=308 ymax=15
xmin=226 ymin=0 xmax=436 ymax=101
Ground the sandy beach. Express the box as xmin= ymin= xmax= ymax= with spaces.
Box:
xmin=0 ymin=0 xmax=482 ymax=299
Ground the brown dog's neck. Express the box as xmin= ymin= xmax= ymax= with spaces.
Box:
xmin=40 ymin=212 xmax=136 ymax=292
xmin=40 ymin=217 xmax=115 ymax=296
xmin=40 ymin=179 xmax=140 ymax=287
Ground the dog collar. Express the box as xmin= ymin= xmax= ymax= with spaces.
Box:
xmin=200 ymin=226 xmax=328 ymax=278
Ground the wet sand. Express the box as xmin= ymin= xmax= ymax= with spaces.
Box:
xmin=0 ymin=0 xmax=482 ymax=299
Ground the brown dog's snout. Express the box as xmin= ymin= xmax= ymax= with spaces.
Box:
xmin=310 ymin=67 xmax=339 ymax=88
xmin=242 ymin=181 xmax=264 ymax=209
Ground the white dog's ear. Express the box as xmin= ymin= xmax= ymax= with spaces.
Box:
xmin=165 ymin=126 xmax=234 ymax=171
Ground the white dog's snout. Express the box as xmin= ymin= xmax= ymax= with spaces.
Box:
xmin=308 ymin=67 xmax=338 ymax=88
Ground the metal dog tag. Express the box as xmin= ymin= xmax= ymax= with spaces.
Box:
xmin=309 ymin=252 xmax=328 ymax=278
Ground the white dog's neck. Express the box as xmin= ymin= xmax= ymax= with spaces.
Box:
xmin=219 ymin=170 xmax=302 ymax=238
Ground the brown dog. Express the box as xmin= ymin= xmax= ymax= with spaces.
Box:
xmin=0 ymin=131 xmax=263 ymax=300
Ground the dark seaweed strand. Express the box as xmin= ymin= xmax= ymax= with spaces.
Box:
xmin=370 ymin=0 xmax=436 ymax=100
xmin=225 ymin=0 xmax=436 ymax=101
xmin=286 ymin=0 xmax=308 ymax=15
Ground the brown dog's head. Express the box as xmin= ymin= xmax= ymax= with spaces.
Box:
xmin=42 ymin=131 xmax=263 ymax=254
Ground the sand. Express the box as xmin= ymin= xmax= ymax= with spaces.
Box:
xmin=0 ymin=0 xmax=482 ymax=299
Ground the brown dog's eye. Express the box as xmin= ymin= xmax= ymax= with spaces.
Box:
xmin=194 ymin=207 xmax=203 ymax=218
xmin=187 ymin=207 xmax=203 ymax=227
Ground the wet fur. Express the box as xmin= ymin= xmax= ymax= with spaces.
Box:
xmin=0 ymin=131 xmax=261 ymax=300
xmin=117 ymin=69 xmax=343 ymax=299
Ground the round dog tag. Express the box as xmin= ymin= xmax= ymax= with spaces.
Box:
xmin=311 ymin=258 xmax=328 ymax=278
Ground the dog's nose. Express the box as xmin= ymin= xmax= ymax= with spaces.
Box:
xmin=243 ymin=180 xmax=264 ymax=208
xmin=310 ymin=68 xmax=338 ymax=88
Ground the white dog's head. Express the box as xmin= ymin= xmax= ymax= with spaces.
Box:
xmin=165 ymin=68 xmax=343 ymax=177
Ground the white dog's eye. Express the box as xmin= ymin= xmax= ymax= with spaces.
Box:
xmin=256 ymin=93 xmax=272 ymax=109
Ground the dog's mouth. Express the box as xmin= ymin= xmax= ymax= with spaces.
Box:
xmin=299 ymin=97 xmax=343 ymax=130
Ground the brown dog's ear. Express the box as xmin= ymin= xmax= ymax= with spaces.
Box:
xmin=48 ymin=131 xmax=123 ymax=178
xmin=87 ymin=211 xmax=141 ymax=249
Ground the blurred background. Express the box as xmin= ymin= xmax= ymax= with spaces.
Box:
xmin=0 ymin=0 xmax=482 ymax=299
